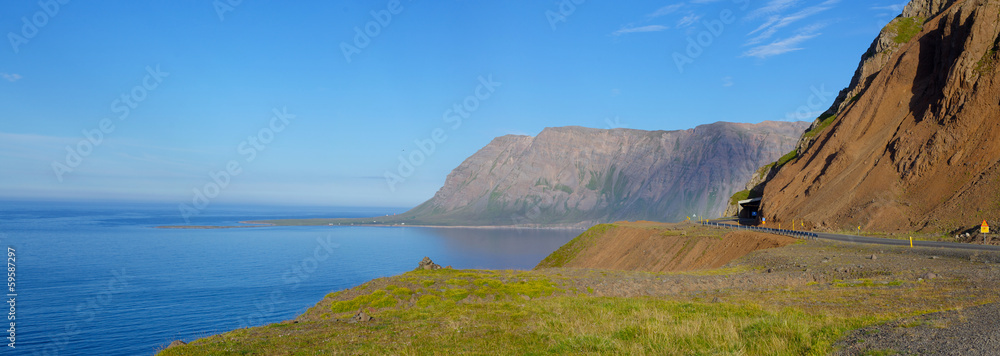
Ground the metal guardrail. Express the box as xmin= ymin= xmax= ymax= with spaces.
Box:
xmin=701 ymin=221 xmax=819 ymax=239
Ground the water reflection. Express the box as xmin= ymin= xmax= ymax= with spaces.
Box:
xmin=425 ymin=227 xmax=584 ymax=270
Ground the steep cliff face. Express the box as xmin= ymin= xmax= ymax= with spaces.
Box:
xmin=403 ymin=121 xmax=808 ymax=226
xmin=759 ymin=0 xmax=1000 ymax=232
xmin=724 ymin=3 xmax=955 ymax=215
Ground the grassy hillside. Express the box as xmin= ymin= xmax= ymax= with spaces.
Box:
xmin=159 ymin=268 xmax=870 ymax=355
xmin=159 ymin=224 xmax=1000 ymax=355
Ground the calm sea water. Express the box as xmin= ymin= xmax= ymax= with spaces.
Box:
xmin=0 ymin=201 xmax=580 ymax=355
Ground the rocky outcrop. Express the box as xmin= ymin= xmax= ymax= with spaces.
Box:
xmin=399 ymin=121 xmax=807 ymax=226
xmin=902 ymin=0 xmax=959 ymax=18
xmin=757 ymin=0 xmax=1000 ymax=232
xmin=416 ymin=257 xmax=442 ymax=270
xmin=166 ymin=340 xmax=186 ymax=349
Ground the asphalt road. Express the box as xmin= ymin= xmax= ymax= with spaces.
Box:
xmin=703 ymin=220 xmax=1000 ymax=252
xmin=812 ymin=231 xmax=1000 ymax=252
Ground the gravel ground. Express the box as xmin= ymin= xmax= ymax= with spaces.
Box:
xmin=834 ymin=302 xmax=1000 ymax=355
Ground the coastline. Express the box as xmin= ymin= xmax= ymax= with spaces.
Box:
xmin=155 ymin=221 xmax=588 ymax=230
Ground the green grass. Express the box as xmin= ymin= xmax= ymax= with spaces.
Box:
xmin=157 ymin=222 xmax=998 ymax=355
xmin=328 ymin=289 xmax=398 ymax=314
xmin=889 ymin=17 xmax=925 ymax=44
xmin=162 ymin=289 xmax=874 ymax=355
xmin=756 ymin=163 xmax=774 ymax=179
xmin=158 ymin=253 xmax=994 ymax=355
xmin=555 ymin=183 xmax=574 ymax=194
xmin=804 ymin=113 xmax=838 ymax=138
xmin=776 ymin=149 xmax=799 ymax=167
xmin=729 ymin=190 xmax=750 ymax=206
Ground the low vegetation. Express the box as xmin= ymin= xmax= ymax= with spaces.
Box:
xmin=974 ymin=44 xmax=998 ymax=75
xmin=889 ymin=16 xmax=925 ymax=44
xmin=729 ymin=189 xmax=750 ymax=206
xmin=803 ymin=113 xmax=838 ymax=138
xmin=160 ymin=225 xmax=1000 ymax=355
xmin=158 ymin=268 xmax=894 ymax=355
xmin=776 ymin=149 xmax=799 ymax=167
xmin=160 ymin=256 xmax=997 ymax=355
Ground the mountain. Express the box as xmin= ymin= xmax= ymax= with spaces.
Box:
xmin=740 ymin=0 xmax=1000 ymax=233
xmin=398 ymin=121 xmax=808 ymax=226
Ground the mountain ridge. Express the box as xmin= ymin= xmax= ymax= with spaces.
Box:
xmin=397 ymin=120 xmax=809 ymax=226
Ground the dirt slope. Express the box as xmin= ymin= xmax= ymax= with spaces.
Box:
xmin=760 ymin=0 xmax=1000 ymax=233
xmin=535 ymin=221 xmax=796 ymax=273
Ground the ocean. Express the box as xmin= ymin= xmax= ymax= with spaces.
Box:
xmin=0 ymin=201 xmax=580 ymax=355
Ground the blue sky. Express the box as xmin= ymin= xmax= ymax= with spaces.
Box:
xmin=0 ymin=0 xmax=909 ymax=209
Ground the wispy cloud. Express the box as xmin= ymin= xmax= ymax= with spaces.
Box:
xmin=722 ymin=76 xmax=735 ymax=87
xmin=612 ymin=25 xmax=669 ymax=36
xmin=747 ymin=0 xmax=800 ymax=19
xmin=871 ymin=2 xmax=906 ymax=13
xmin=676 ymin=14 xmax=703 ymax=28
xmin=871 ymin=1 xmax=907 ymax=18
xmin=648 ymin=4 xmax=685 ymax=18
xmin=1 ymin=73 xmax=22 ymax=82
xmin=742 ymin=0 xmax=839 ymax=58
xmin=744 ymin=32 xmax=820 ymax=58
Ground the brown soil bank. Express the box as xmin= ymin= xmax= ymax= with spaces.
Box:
xmin=760 ymin=0 xmax=1000 ymax=233
xmin=535 ymin=221 xmax=796 ymax=273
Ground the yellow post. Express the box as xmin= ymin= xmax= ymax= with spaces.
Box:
xmin=792 ymin=219 xmax=795 ymax=231
xmin=910 ymin=236 xmax=913 ymax=248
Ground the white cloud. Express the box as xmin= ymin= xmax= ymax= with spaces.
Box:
xmin=741 ymin=0 xmax=838 ymax=57
xmin=648 ymin=4 xmax=685 ymax=18
xmin=743 ymin=32 xmax=820 ymax=58
xmin=722 ymin=76 xmax=735 ymax=87
xmin=676 ymin=14 xmax=702 ymax=28
xmin=746 ymin=0 xmax=838 ymax=45
xmin=871 ymin=2 xmax=906 ymax=13
xmin=1 ymin=73 xmax=22 ymax=82
xmin=612 ymin=25 xmax=669 ymax=36
xmin=747 ymin=0 xmax=800 ymax=19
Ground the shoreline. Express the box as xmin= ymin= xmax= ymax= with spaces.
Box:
xmin=153 ymin=223 xmax=275 ymax=229
xmin=155 ymin=221 xmax=588 ymax=230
